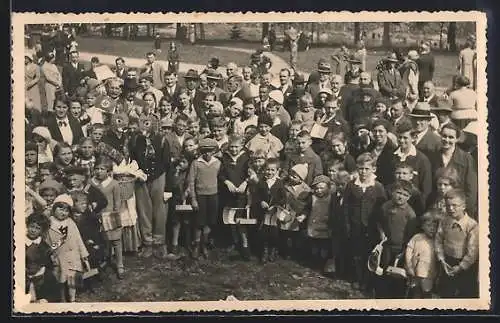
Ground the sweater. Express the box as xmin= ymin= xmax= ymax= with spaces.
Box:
xmin=378 ymin=200 xmax=418 ymax=249
xmin=187 ymin=156 xmax=221 ymax=197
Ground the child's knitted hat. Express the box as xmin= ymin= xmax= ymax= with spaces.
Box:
xmin=311 ymin=175 xmax=331 ymax=187
xmin=53 ymin=193 xmax=74 ymax=208
xmin=199 ymin=138 xmax=218 ymax=150
xmin=290 ymin=163 xmax=308 ymax=181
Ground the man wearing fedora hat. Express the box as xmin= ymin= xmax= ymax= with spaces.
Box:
xmin=417 ymin=42 xmax=435 ymax=101
xmin=183 ymin=69 xmax=205 ymax=113
xmin=377 ymin=53 xmax=405 ymax=99
xmin=306 ymin=58 xmax=332 ymax=100
xmin=205 ymin=68 xmax=226 ymax=102
xmin=344 ymin=55 xmax=363 ymax=85
xmin=409 ymin=102 xmax=442 ymax=159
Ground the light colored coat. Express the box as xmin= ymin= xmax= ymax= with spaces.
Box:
xmin=41 ymin=61 xmax=62 ymax=111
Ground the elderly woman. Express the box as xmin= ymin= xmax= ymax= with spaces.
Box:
xmin=25 ymin=52 xmax=42 ymax=111
xmin=449 ymin=75 xmax=477 ymax=112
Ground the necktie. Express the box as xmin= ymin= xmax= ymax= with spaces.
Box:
xmin=58 ymin=120 xmax=67 ymax=127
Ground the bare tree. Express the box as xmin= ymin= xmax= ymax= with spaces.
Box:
xmin=448 ymin=22 xmax=457 ymax=51
xmin=383 ymin=22 xmax=391 ymax=48
xmin=262 ymin=23 xmax=270 ymax=40
xmin=354 ymin=22 xmax=361 ymax=44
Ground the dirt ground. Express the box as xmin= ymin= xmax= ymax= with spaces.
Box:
xmin=77 ymin=248 xmax=367 ymax=302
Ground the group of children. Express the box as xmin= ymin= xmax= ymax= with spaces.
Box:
xmin=23 ymin=43 xmax=480 ymax=302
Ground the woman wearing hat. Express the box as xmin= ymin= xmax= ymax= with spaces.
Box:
xmin=25 ymin=51 xmax=42 ymax=111
xmin=432 ymin=98 xmax=454 ymax=132
xmin=41 ymin=52 xmax=62 ymax=112
xmin=376 ymin=53 xmax=405 ymax=99
xmin=205 ymin=68 xmax=225 ymax=102
xmin=344 ymin=55 xmax=363 ymax=85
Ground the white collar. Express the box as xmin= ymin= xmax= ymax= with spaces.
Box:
xmin=56 ymin=116 xmax=69 ymax=123
xmin=394 ymin=145 xmax=417 ymax=161
xmin=265 ymin=175 xmax=279 ymax=187
xmin=228 ymin=151 xmax=244 ymax=162
xmin=354 ymin=174 xmax=376 ymax=189
xmin=26 ymin=236 xmax=42 ymax=246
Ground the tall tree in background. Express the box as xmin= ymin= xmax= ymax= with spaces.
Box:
xmin=448 ymin=22 xmax=457 ymax=51
xmin=262 ymin=23 xmax=270 ymax=40
xmin=354 ymin=22 xmax=361 ymax=44
xmin=382 ymin=22 xmax=391 ymax=48
xmin=175 ymin=23 xmax=183 ymax=40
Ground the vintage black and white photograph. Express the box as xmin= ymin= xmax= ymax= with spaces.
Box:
xmin=11 ymin=12 xmax=489 ymax=312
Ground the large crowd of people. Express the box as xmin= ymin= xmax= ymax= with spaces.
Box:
xmin=23 ymin=26 xmax=479 ymax=303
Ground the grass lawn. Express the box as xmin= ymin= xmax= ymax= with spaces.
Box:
xmin=78 ymin=249 xmax=366 ymax=302
xmin=77 ymin=36 xmax=458 ymax=89
xmin=77 ymin=37 xmax=253 ymax=68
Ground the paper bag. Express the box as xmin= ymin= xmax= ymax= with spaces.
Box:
xmin=94 ymin=65 xmax=116 ymax=82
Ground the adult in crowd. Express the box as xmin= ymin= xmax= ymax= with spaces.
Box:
xmin=114 ymin=57 xmax=128 ymax=80
xmin=62 ymin=50 xmax=86 ymax=98
xmin=448 ymin=76 xmax=477 ymax=112
xmin=417 ymin=42 xmax=435 ymax=101
xmin=136 ymin=74 xmax=163 ymax=104
xmin=369 ymin=118 xmax=397 ymax=186
xmin=46 ymin=94 xmax=85 ymax=146
xmin=408 ymin=102 xmax=442 ymax=159
xmin=277 ymin=68 xmax=294 ymax=100
xmin=183 ymin=69 xmax=205 ymax=114
xmin=458 ymin=38 xmax=476 ymax=87
xmin=83 ymin=56 xmax=100 ymax=80
xmin=307 ymin=59 xmax=332 ymax=99
xmin=429 ymin=123 xmax=477 ymax=218
xmin=420 ymin=81 xmax=439 ymax=107
xmin=161 ymin=71 xmax=183 ymax=109
xmin=400 ymin=50 xmax=420 ymax=110
xmin=205 ymin=69 xmax=225 ymax=102
xmin=41 ymin=52 xmax=62 ymax=112
xmin=142 ymin=52 xmax=166 ymax=90
xmin=25 ymin=51 xmax=42 ymax=111
xmin=376 ymin=53 xmax=406 ymax=99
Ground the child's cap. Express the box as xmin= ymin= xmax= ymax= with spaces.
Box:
xmin=391 ymin=179 xmax=414 ymax=195
xmin=312 ymin=175 xmax=331 ymax=187
xmin=53 ymin=193 xmax=74 ymax=208
xmin=257 ymin=114 xmax=274 ymax=127
xmin=38 ymin=179 xmax=63 ymax=194
xmin=198 ymin=138 xmax=218 ymax=150
xmin=26 ymin=141 xmax=37 ymax=152
xmin=290 ymin=163 xmax=308 ymax=181
xmin=32 ymin=127 xmax=52 ymax=141
xmin=64 ymin=165 xmax=87 ymax=177
xmin=26 ymin=212 xmax=50 ymax=231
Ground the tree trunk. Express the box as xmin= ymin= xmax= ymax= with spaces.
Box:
xmin=383 ymin=22 xmax=391 ymax=48
xmin=146 ymin=24 xmax=151 ymax=37
xmin=199 ymin=23 xmax=205 ymax=40
xmin=439 ymin=22 xmax=444 ymax=50
xmin=311 ymin=22 xmax=315 ymax=44
xmin=448 ymin=22 xmax=457 ymax=51
xmin=262 ymin=23 xmax=270 ymax=40
xmin=354 ymin=22 xmax=361 ymax=44
xmin=175 ymin=23 xmax=182 ymax=40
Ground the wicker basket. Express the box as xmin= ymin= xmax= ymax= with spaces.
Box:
xmin=114 ymin=174 xmax=136 ymax=200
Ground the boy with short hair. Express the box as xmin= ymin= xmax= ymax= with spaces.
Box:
xmin=288 ymin=130 xmax=323 ymax=186
xmin=435 ymin=189 xmax=479 ymax=298
xmin=210 ymin=118 xmax=229 ymax=158
xmin=386 ymin=162 xmax=425 ymax=217
xmin=376 ymin=179 xmax=418 ymax=298
xmin=343 ymin=153 xmax=387 ymax=291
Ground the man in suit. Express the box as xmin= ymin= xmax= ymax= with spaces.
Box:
xmin=115 ymin=57 xmax=128 ymax=81
xmin=62 ymin=50 xmax=86 ymax=97
xmin=389 ymin=97 xmax=411 ymax=129
xmin=161 ymin=70 xmax=183 ymax=109
xmin=276 ymin=68 xmax=294 ymax=100
xmin=183 ymin=69 xmax=205 ymax=115
xmin=254 ymin=84 xmax=271 ymax=116
xmin=220 ymin=75 xmax=251 ymax=108
xmin=46 ymin=97 xmax=84 ymax=145
xmin=420 ymin=81 xmax=439 ymax=107
xmin=205 ymin=68 xmax=226 ymax=102
xmin=377 ymin=54 xmax=406 ymax=99
xmin=142 ymin=52 xmax=166 ymax=90
xmin=306 ymin=59 xmax=332 ymax=100
xmin=409 ymin=102 xmax=442 ymax=160
xmin=417 ymin=42 xmax=435 ymax=101
xmin=83 ymin=56 xmax=99 ymax=80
